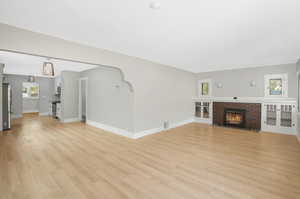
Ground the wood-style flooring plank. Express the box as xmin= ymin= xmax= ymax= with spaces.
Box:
xmin=0 ymin=113 xmax=300 ymax=199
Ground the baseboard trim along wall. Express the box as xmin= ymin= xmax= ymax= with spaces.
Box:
xmin=133 ymin=118 xmax=195 ymax=139
xmin=86 ymin=120 xmax=133 ymax=138
xmin=62 ymin=118 xmax=80 ymax=123
xmin=132 ymin=126 xmax=164 ymax=139
xmin=39 ymin=112 xmax=49 ymax=116
xmin=11 ymin=114 xmax=22 ymax=119
xmin=23 ymin=110 xmax=39 ymax=113
xmin=87 ymin=118 xmax=195 ymax=139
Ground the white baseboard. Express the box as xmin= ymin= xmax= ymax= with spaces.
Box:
xmin=86 ymin=118 xmax=194 ymax=139
xmin=23 ymin=110 xmax=39 ymax=113
xmin=194 ymin=117 xmax=212 ymax=124
xmin=11 ymin=114 xmax=22 ymax=119
xmin=132 ymin=126 xmax=164 ymax=139
xmin=86 ymin=120 xmax=133 ymax=138
xmin=261 ymin=127 xmax=296 ymax=135
xmin=133 ymin=118 xmax=194 ymax=139
xmin=39 ymin=112 xmax=50 ymax=116
xmin=169 ymin=118 xmax=195 ymax=129
xmin=62 ymin=118 xmax=80 ymax=123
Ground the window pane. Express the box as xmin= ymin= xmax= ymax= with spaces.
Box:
xmin=30 ymin=86 xmax=39 ymax=97
xmin=269 ymin=79 xmax=282 ymax=95
xmin=202 ymin=83 xmax=209 ymax=95
xmin=202 ymin=82 xmax=209 ymax=95
xmin=22 ymin=82 xmax=39 ymax=98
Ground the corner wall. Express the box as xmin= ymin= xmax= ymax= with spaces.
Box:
xmin=61 ymin=71 xmax=80 ymax=121
xmin=80 ymin=67 xmax=134 ymax=132
xmin=133 ymin=65 xmax=196 ymax=132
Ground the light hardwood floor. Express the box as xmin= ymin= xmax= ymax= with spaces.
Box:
xmin=1 ymin=113 xmax=300 ymax=199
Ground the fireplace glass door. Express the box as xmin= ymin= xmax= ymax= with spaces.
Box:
xmin=224 ymin=109 xmax=246 ymax=128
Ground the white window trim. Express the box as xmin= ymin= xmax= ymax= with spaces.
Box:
xmin=198 ymin=79 xmax=212 ymax=97
xmin=264 ymin=73 xmax=288 ymax=98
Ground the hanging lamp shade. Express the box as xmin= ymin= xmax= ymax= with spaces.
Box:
xmin=43 ymin=62 xmax=54 ymax=76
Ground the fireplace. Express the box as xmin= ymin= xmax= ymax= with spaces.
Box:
xmin=213 ymin=102 xmax=261 ymax=131
xmin=224 ymin=108 xmax=246 ymax=128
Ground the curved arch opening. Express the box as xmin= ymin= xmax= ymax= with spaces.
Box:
xmin=0 ymin=49 xmax=135 ymax=133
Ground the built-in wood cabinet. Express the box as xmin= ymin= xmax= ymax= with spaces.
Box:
xmin=262 ymin=102 xmax=297 ymax=134
xmin=195 ymin=101 xmax=212 ymax=124
xmin=194 ymin=98 xmax=297 ymax=135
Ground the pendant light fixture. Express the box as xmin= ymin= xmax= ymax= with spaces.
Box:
xmin=43 ymin=58 xmax=55 ymax=76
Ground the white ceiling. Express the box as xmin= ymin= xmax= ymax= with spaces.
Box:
xmin=0 ymin=0 xmax=299 ymax=73
xmin=0 ymin=51 xmax=97 ymax=77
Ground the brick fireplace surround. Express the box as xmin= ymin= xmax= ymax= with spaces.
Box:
xmin=213 ymin=102 xmax=261 ymax=131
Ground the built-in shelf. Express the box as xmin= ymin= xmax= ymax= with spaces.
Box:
xmin=194 ymin=101 xmax=212 ymax=124
xmin=262 ymin=102 xmax=297 ymax=134
xmin=193 ymin=97 xmax=297 ymax=135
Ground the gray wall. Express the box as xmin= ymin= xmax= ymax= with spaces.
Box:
xmin=197 ymin=63 xmax=297 ymax=98
xmin=38 ymin=77 xmax=55 ymax=114
xmin=296 ymin=60 xmax=300 ymax=140
xmin=3 ymin=74 xmax=25 ymax=117
xmin=0 ymin=64 xmax=3 ymax=131
xmin=0 ymin=23 xmax=196 ymax=133
xmin=3 ymin=74 xmax=54 ymax=117
xmin=61 ymin=71 xmax=80 ymax=120
xmin=22 ymin=98 xmax=39 ymax=113
xmin=133 ymin=66 xmax=196 ymax=132
xmin=81 ymin=67 xmax=134 ymax=132
xmin=81 ymin=80 xmax=86 ymax=116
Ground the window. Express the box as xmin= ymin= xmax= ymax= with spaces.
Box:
xmin=201 ymin=82 xmax=209 ymax=95
xmin=22 ymin=82 xmax=39 ymax=98
xmin=198 ymin=79 xmax=211 ymax=97
xmin=269 ymin=79 xmax=282 ymax=95
xmin=264 ymin=74 xmax=288 ymax=97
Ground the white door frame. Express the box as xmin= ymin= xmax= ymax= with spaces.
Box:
xmin=78 ymin=77 xmax=88 ymax=121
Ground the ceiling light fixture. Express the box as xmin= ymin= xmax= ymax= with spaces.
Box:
xmin=43 ymin=58 xmax=55 ymax=76
xmin=149 ymin=1 xmax=161 ymax=9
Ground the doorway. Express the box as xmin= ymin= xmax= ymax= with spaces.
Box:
xmin=22 ymin=82 xmax=40 ymax=114
xmin=79 ymin=78 xmax=88 ymax=123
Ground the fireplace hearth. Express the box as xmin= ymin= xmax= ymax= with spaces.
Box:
xmin=224 ymin=108 xmax=246 ymax=128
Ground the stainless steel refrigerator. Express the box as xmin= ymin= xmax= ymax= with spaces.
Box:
xmin=2 ymin=83 xmax=11 ymax=130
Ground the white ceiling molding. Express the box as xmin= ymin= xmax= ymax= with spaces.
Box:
xmin=0 ymin=0 xmax=299 ymax=73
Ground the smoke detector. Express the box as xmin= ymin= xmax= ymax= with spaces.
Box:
xmin=149 ymin=1 xmax=161 ymax=9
